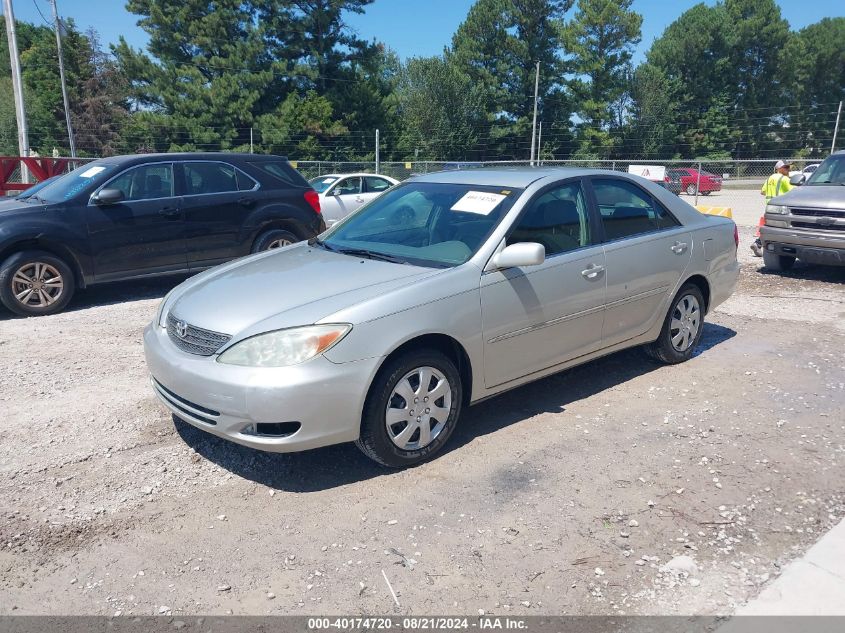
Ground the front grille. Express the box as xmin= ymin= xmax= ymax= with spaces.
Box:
xmin=790 ymin=207 xmax=845 ymax=219
xmin=166 ymin=312 xmax=231 ymax=356
xmin=791 ymin=221 xmax=845 ymax=232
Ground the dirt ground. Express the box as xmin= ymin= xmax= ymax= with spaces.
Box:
xmin=0 ymin=215 xmax=843 ymax=617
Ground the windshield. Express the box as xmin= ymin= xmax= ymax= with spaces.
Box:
xmin=805 ymin=155 xmax=845 ymax=186
xmin=321 ymin=181 xmax=522 ymax=267
xmin=35 ymin=161 xmax=120 ymax=203
xmin=17 ymin=176 xmax=58 ymax=199
xmin=309 ymin=176 xmax=339 ymax=193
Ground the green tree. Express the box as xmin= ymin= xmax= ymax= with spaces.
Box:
xmin=449 ymin=0 xmax=572 ymax=159
xmin=624 ymin=63 xmax=678 ymax=158
xmin=565 ymin=0 xmax=642 ymax=157
xmin=394 ymin=56 xmax=486 ymax=160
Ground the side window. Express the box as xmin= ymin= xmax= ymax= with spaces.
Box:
xmin=507 ymin=181 xmax=591 ymax=256
xmin=183 ymin=162 xmax=238 ymax=195
xmin=334 ymin=177 xmax=362 ymax=196
xmin=236 ymin=169 xmax=257 ymax=191
xmin=365 ymin=176 xmax=392 ymax=193
xmin=107 ymin=164 xmax=174 ymax=201
xmin=592 ymin=178 xmax=679 ymax=241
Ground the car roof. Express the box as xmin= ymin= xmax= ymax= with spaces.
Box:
xmin=309 ymin=173 xmax=395 ymax=179
xmin=93 ymin=152 xmax=289 ymax=165
xmin=411 ymin=166 xmax=622 ymax=188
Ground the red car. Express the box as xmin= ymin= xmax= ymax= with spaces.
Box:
xmin=669 ymin=168 xmax=723 ymax=196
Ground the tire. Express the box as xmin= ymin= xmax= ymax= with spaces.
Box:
xmin=685 ymin=184 xmax=697 ymax=196
xmin=251 ymin=229 xmax=300 ymax=253
xmin=356 ymin=349 xmax=463 ymax=468
xmin=645 ymin=284 xmax=706 ymax=365
xmin=0 ymin=250 xmax=75 ymax=317
xmin=762 ymin=250 xmax=795 ymax=272
xmin=702 ymin=191 xmax=711 ymax=196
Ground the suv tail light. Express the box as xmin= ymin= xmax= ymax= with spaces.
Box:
xmin=304 ymin=190 xmax=321 ymax=215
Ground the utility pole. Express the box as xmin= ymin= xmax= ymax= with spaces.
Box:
xmin=49 ymin=0 xmax=75 ymax=158
xmin=537 ymin=122 xmax=543 ymax=165
xmin=375 ymin=129 xmax=380 ymax=173
xmin=250 ymin=127 xmax=254 ymax=153
xmin=530 ymin=61 xmax=540 ymax=166
xmin=3 ymin=0 xmax=31 ymax=182
xmin=832 ymin=100 xmax=843 ymax=154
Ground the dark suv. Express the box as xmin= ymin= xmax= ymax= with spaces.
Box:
xmin=0 ymin=153 xmax=324 ymax=316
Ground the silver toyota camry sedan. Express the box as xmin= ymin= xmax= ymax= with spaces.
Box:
xmin=144 ymin=168 xmax=739 ymax=467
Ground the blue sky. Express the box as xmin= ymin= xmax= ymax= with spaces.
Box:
xmin=6 ymin=0 xmax=844 ymax=65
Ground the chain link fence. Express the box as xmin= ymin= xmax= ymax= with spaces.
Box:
xmin=294 ymin=158 xmax=816 ymax=226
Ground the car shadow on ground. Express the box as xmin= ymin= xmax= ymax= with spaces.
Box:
xmin=755 ymin=263 xmax=845 ymax=284
xmin=0 ymin=274 xmax=192 ymax=321
xmin=177 ymin=321 xmax=737 ymax=493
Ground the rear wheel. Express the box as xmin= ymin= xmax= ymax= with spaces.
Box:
xmin=762 ymin=250 xmax=795 ymax=272
xmin=685 ymin=184 xmax=697 ymax=196
xmin=356 ymin=350 xmax=462 ymax=468
xmin=645 ymin=284 xmax=705 ymax=364
xmin=0 ymin=250 xmax=75 ymax=316
xmin=251 ymin=229 xmax=300 ymax=253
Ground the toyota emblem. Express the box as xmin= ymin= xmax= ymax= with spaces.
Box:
xmin=176 ymin=320 xmax=188 ymax=338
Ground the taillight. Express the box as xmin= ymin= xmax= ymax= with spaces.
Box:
xmin=304 ymin=189 xmax=321 ymax=215
xmin=733 ymin=223 xmax=739 ymax=251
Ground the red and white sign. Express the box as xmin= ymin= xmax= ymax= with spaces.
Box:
xmin=627 ymin=165 xmax=666 ymax=181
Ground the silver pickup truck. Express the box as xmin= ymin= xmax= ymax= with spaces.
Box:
xmin=760 ymin=150 xmax=845 ymax=271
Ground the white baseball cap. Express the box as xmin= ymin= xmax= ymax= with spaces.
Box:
xmin=775 ymin=160 xmax=791 ymax=169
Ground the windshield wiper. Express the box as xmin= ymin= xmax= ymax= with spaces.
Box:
xmin=308 ymin=237 xmax=338 ymax=252
xmin=335 ymin=247 xmax=408 ymax=264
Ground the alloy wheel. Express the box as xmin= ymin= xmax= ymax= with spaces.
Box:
xmin=11 ymin=262 xmax=64 ymax=308
xmin=385 ymin=366 xmax=452 ymax=451
xmin=670 ymin=294 xmax=701 ymax=352
xmin=267 ymin=238 xmax=294 ymax=249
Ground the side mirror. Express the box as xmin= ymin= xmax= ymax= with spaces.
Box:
xmin=789 ymin=174 xmax=804 ymax=186
xmin=491 ymin=243 xmax=545 ymax=270
xmin=93 ymin=188 xmax=125 ymax=205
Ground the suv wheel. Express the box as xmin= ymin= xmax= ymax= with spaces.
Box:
xmin=252 ymin=229 xmax=300 ymax=253
xmin=356 ymin=350 xmax=462 ymax=468
xmin=0 ymin=250 xmax=75 ymax=316
xmin=762 ymin=250 xmax=795 ymax=272
xmin=645 ymin=284 xmax=705 ymax=364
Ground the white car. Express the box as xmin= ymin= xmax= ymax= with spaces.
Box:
xmin=789 ymin=164 xmax=820 ymax=183
xmin=308 ymin=173 xmax=399 ymax=226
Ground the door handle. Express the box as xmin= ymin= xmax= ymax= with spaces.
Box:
xmin=158 ymin=207 xmax=180 ymax=218
xmin=355 ymin=197 xmax=364 ymax=203
xmin=237 ymin=197 xmax=255 ymax=207
xmin=581 ymin=263 xmax=605 ymax=279
xmin=671 ymin=241 xmax=688 ymax=254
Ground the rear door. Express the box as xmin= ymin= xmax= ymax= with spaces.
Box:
xmin=362 ymin=176 xmax=394 ymax=206
xmin=588 ymin=177 xmax=691 ymax=348
xmin=179 ymin=161 xmax=259 ymax=268
xmin=86 ymin=162 xmax=186 ymax=280
xmin=480 ymin=179 xmax=607 ymax=387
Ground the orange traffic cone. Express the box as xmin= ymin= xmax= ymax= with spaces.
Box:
xmin=755 ymin=216 xmax=764 ymax=238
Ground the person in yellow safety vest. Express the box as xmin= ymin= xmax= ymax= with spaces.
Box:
xmin=751 ymin=159 xmax=794 ymax=257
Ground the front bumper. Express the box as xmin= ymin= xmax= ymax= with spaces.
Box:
xmin=760 ymin=225 xmax=845 ymax=266
xmin=143 ymin=323 xmax=382 ymax=452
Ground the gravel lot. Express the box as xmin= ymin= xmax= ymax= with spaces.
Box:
xmin=1 ymin=205 xmax=843 ymax=617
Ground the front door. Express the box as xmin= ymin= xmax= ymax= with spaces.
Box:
xmin=589 ymin=177 xmax=692 ymax=347
xmin=480 ymin=180 xmax=607 ymax=388
xmin=321 ymin=176 xmax=363 ymax=226
xmin=86 ymin=162 xmax=186 ymax=280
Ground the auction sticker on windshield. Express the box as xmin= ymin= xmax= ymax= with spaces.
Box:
xmin=79 ymin=166 xmax=106 ymax=178
xmin=451 ymin=191 xmax=507 ymax=215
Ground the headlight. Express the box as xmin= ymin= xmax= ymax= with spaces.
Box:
xmin=156 ymin=288 xmax=177 ymax=327
xmin=217 ymin=324 xmax=352 ymax=367
xmin=766 ymin=204 xmax=788 ymax=215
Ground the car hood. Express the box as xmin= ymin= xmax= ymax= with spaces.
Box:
xmin=0 ymin=199 xmax=39 ymax=215
xmin=169 ymin=243 xmax=441 ymax=337
xmin=771 ymin=185 xmax=845 ymax=210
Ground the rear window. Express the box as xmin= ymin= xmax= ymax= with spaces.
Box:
xmin=248 ymin=161 xmax=309 ymax=188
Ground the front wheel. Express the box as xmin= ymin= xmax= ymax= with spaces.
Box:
xmin=356 ymin=350 xmax=463 ymax=468
xmin=645 ymin=284 xmax=705 ymax=364
xmin=762 ymin=250 xmax=795 ymax=272
xmin=0 ymin=250 xmax=75 ymax=316
xmin=685 ymin=184 xmax=697 ymax=196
